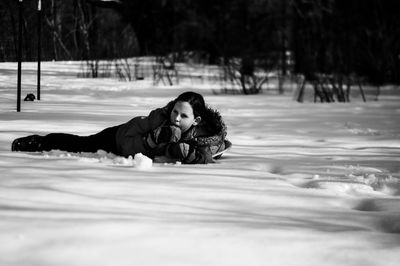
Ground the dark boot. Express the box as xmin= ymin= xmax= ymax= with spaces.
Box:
xmin=11 ymin=135 xmax=44 ymax=152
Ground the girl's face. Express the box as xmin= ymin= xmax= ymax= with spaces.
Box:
xmin=170 ymin=101 xmax=201 ymax=133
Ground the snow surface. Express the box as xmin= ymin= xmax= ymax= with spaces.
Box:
xmin=1 ymin=61 xmax=400 ymax=266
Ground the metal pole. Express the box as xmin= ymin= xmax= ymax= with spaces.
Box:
xmin=37 ymin=0 xmax=42 ymax=100
xmin=17 ymin=0 xmax=23 ymax=112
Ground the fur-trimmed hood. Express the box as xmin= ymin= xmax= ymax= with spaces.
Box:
xmin=182 ymin=106 xmax=227 ymax=147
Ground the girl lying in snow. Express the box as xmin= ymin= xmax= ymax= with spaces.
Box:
xmin=12 ymin=91 xmax=230 ymax=164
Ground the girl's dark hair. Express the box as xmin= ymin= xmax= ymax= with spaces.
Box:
xmin=172 ymin=91 xmax=206 ymax=118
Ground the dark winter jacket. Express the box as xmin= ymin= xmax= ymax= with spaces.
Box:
xmin=115 ymin=101 xmax=228 ymax=164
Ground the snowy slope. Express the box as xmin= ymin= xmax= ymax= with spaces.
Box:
xmin=1 ymin=61 xmax=400 ymax=266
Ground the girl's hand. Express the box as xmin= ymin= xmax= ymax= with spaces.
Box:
xmin=147 ymin=125 xmax=181 ymax=148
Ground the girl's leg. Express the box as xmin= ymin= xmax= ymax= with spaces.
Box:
xmin=42 ymin=125 xmax=120 ymax=153
xmin=12 ymin=125 xmax=120 ymax=154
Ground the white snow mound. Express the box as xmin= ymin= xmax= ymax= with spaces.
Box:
xmin=133 ymin=153 xmax=153 ymax=170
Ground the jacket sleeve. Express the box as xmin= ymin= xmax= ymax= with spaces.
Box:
xmin=185 ymin=145 xmax=214 ymax=164
xmin=117 ymin=107 xmax=168 ymax=157
xmin=166 ymin=142 xmax=214 ymax=164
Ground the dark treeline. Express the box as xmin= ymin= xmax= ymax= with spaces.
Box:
xmin=0 ymin=0 xmax=138 ymax=61
xmin=292 ymin=0 xmax=400 ymax=86
xmin=1 ymin=0 xmax=399 ymax=86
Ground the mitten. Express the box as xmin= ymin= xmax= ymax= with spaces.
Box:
xmin=167 ymin=142 xmax=192 ymax=161
xmin=147 ymin=125 xmax=181 ymax=149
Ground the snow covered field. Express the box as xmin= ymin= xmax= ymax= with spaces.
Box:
xmin=1 ymin=61 xmax=400 ymax=266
